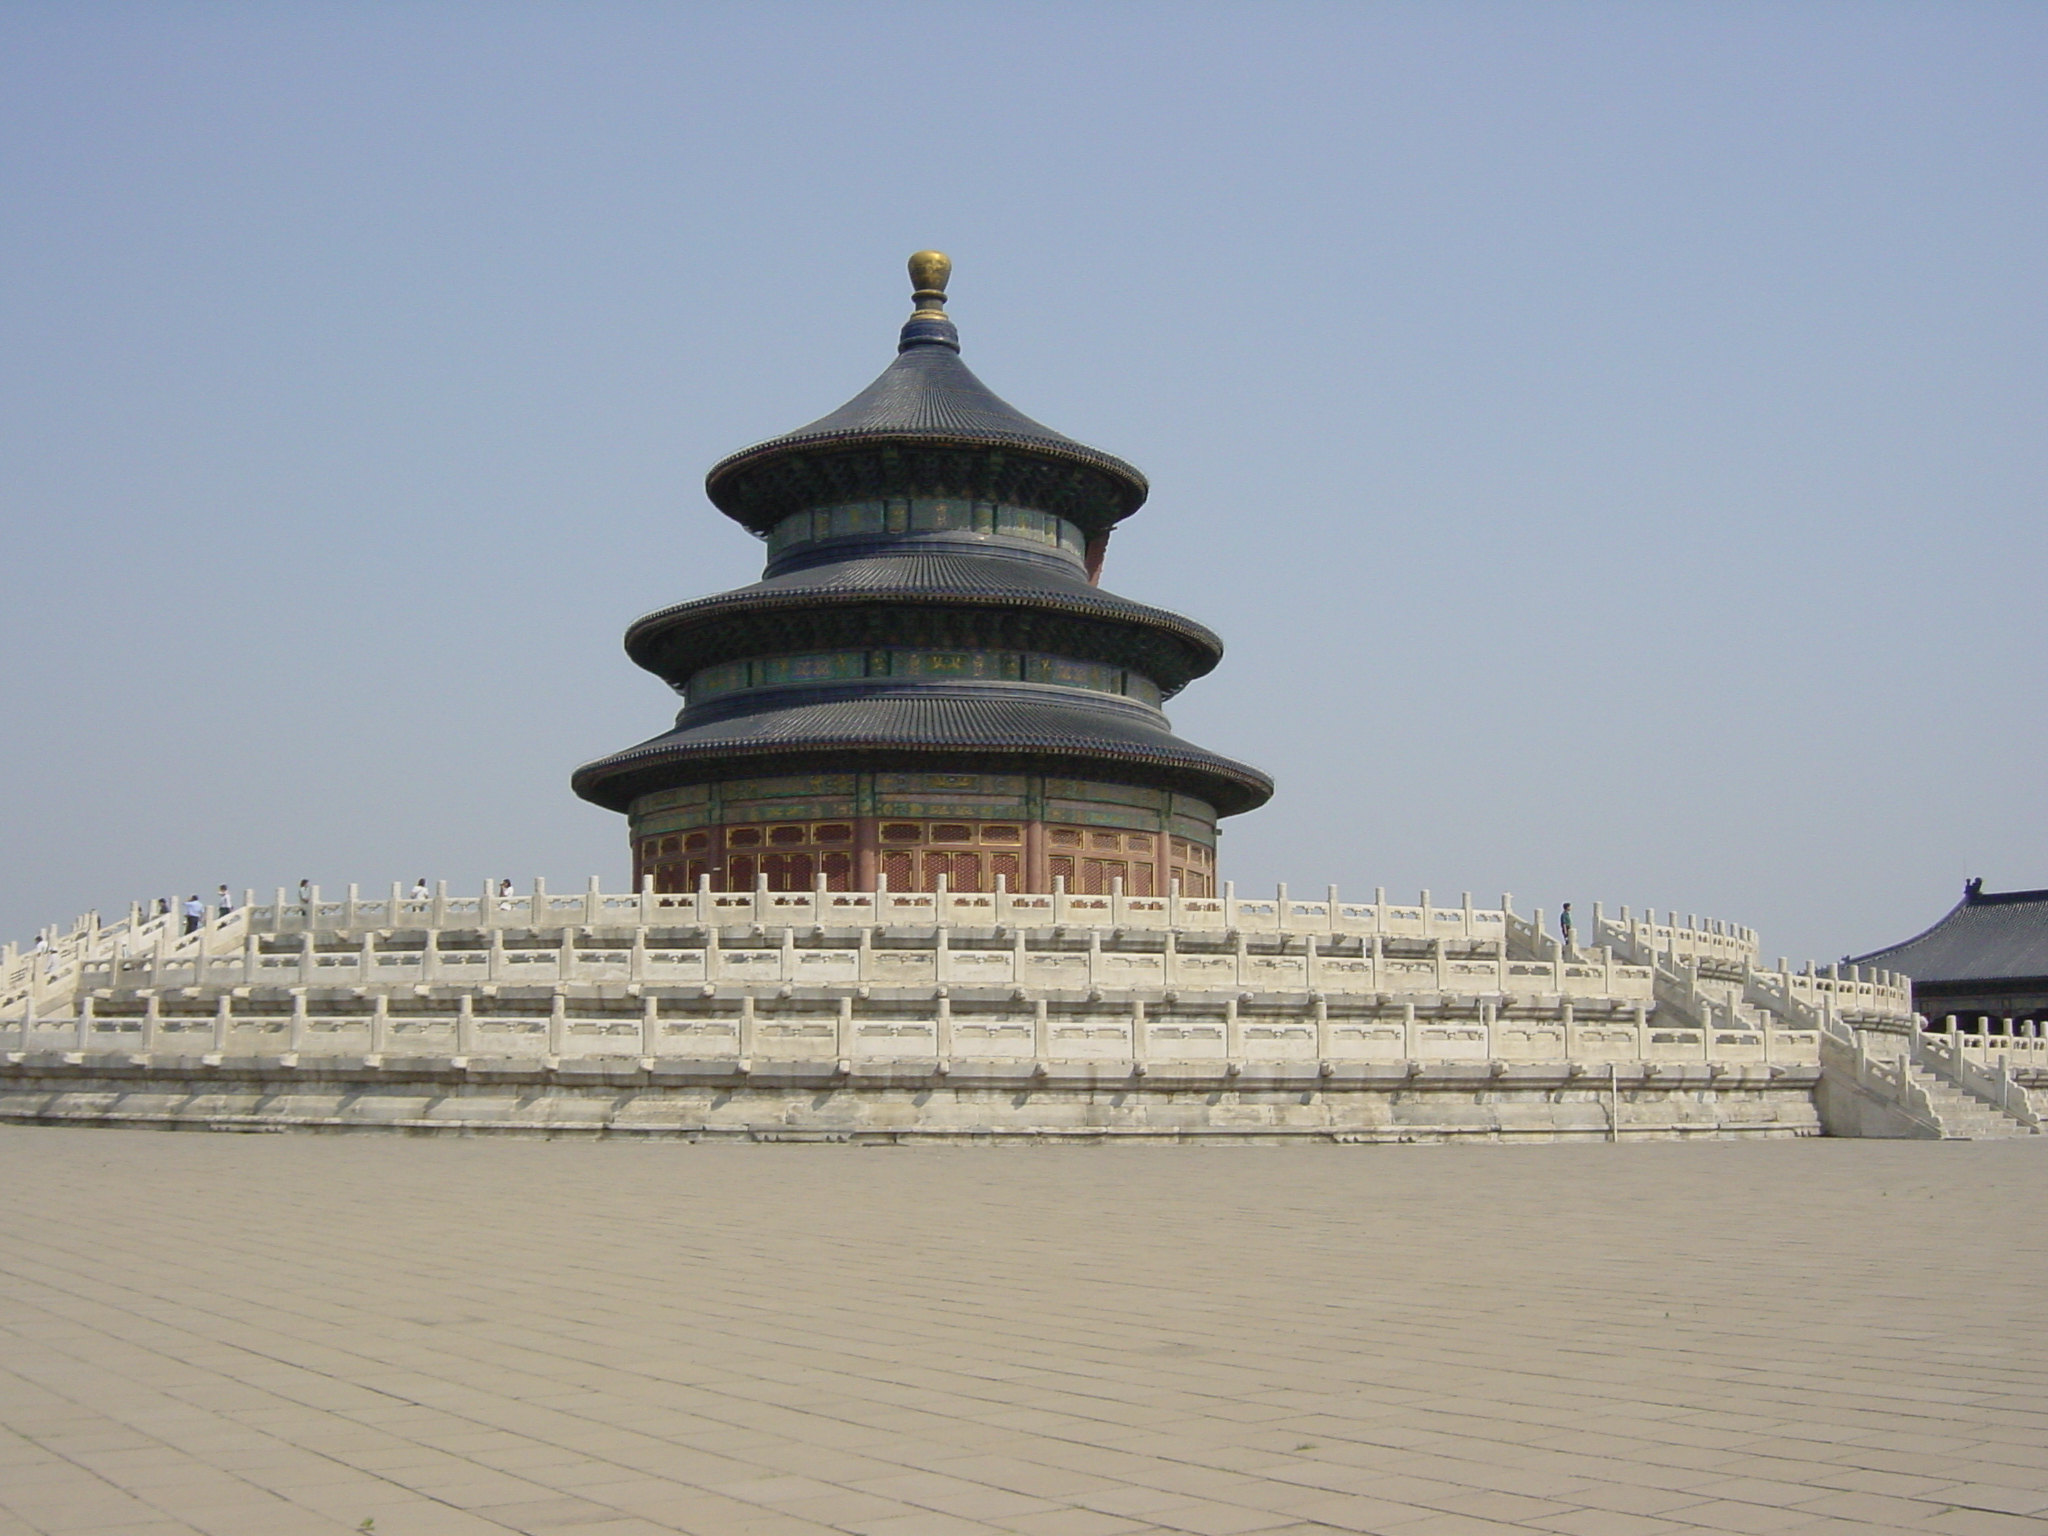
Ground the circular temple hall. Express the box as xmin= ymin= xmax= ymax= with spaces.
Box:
xmin=573 ymin=254 xmax=1273 ymax=895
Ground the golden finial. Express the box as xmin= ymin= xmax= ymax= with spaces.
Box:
xmin=908 ymin=250 xmax=952 ymax=315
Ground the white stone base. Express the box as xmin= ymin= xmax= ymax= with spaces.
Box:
xmin=0 ymin=1054 xmax=1823 ymax=1142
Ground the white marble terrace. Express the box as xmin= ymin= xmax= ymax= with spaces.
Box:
xmin=0 ymin=880 xmax=1915 ymax=1075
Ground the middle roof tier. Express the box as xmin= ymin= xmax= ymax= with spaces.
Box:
xmin=624 ymin=543 xmax=1225 ymax=699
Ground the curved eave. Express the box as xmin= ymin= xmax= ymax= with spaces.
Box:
xmin=705 ymin=433 xmax=1148 ymax=536
xmin=710 ymin=427 xmax=1145 ymax=507
xmin=572 ymin=694 xmax=1273 ymax=818
xmin=1850 ymin=900 xmax=1969 ymax=974
xmin=1850 ymin=889 xmax=2048 ymax=982
xmin=623 ymin=581 xmax=1225 ymax=691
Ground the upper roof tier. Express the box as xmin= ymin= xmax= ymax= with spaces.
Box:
xmin=705 ymin=253 xmax=1150 ymax=536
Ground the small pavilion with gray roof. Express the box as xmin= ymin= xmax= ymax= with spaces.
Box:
xmin=1853 ymin=879 xmax=2048 ymax=1030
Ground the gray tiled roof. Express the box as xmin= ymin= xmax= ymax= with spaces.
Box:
xmin=774 ymin=345 xmax=1102 ymax=452
xmin=572 ymin=687 xmax=1274 ymax=816
xmin=624 ymin=550 xmax=1223 ymax=688
xmin=705 ymin=337 xmax=1148 ymax=521
xmin=1852 ymin=887 xmax=2048 ymax=981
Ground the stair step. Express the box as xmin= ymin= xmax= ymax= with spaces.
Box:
xmin=1897 ymin=1066 xmax=2037 ymax=1137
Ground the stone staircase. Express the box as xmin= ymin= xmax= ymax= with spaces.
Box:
xmin=1908 ymin=1064 xmax=2038 ymax=1139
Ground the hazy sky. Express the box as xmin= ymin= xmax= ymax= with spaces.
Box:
xmin=2 ymin=2 xmax=2042 ymax=964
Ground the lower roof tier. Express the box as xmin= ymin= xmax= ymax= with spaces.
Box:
xmin=571 ymin=687 xmax=1275 ymax=817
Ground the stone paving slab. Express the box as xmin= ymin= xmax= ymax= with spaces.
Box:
xmin=0 ymin=1131 xmax=2044 ymax=1536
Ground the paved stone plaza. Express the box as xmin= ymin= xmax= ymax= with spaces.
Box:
xmin=1 ymin=1134 xmax=2044 ymax=1536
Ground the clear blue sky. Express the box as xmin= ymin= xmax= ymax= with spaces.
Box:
xmin=2 ymin=2 xmax=2042 ymax=963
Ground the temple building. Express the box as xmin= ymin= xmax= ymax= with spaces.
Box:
xmin=573 ymin=254 xmax=1272 ymax=896
xmin=1852 ymin=879 xmax=2048 ymax=1029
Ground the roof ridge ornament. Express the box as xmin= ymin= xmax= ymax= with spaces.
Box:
xmin=899 ymin=249 xmax=961 ymax=353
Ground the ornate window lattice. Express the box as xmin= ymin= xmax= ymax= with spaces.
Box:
xmin=637 ymin=815 xmax=1210 ymax=896
xmin=685 ymin=646 xmax=1162 ymax=708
